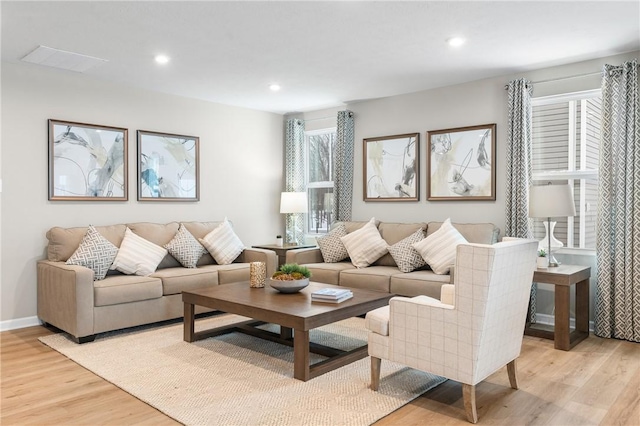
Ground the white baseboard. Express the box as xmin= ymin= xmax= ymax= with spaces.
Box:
xmin=0 ymin=316 xmax=43 ymax=332
xmin=534 ymin=313 xmax=595 ymax=332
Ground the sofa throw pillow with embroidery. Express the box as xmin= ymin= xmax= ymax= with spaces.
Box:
xmin=316 ymin=223 xmax=349 ymax=263
xmin=340 ymin=217 xmax=389 ymax=268
xmin=66 ymin=225 xmax=118 ymax=280
xmin=199 ymin=218 xmax=245 ymax=265
xmin=164 ymin=223 xmax=207 ymax=268
xmin=388 ymin=228 xmax=427 ymax=273
xmin=412 ymin=218 xmax=467 ymax=275
xmin=111 ymin=227 xmax=168 ymax=276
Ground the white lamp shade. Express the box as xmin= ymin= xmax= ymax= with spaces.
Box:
xmin=280 ymin=192 xmax=308 ymax=214
xmin=529 ymin=184 xmax=577 ymax=218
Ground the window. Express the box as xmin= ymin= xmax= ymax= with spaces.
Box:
xmin=531 ymin=89 xmax=601 ymax=250
xmin=305 ymin=128 xmax=336 ymax=235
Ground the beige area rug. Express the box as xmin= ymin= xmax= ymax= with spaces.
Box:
xmin=40 ymin=315 xmax=446 ymax=426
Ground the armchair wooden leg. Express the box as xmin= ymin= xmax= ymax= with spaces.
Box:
xmin=370 ymin=356 xmax=381 ymax=391
xmin=462 ymin=384 xmax=478 ymax=424
xmin=507 ymin=359 xmax=519 ymax=390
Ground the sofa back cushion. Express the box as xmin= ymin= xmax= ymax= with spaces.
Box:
xmin=47 ymin=224 xmax=126 ymax=262
xmin=182 ymin=221 xmax=223 ymax=266
xmin=374 ymin=222 xmax=428 ymax=266
xmin=426 ymin=222 xmax=499 ymax=244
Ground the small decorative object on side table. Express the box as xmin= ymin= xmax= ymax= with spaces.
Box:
xmin=525 ymin=264 xmax=591 ymax=351
xmin=252 ymin=243 xmax=316 ymax=267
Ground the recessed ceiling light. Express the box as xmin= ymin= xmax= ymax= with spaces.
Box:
xmin=154 ymin=54 xmax=170 ymax=64
xmin=447 ymin=37 xmax=466 ymax=47
xmin=269 ymin=83 xmax=281 ymax=92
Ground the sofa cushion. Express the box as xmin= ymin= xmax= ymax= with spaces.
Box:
xmin=200 ymin=219 xmax=244 ymax=265
xmin=111 ymin=228 xmax=168 ymax=276
xmin=301 ymin=262 xmax=356 ymax=286
xmin=151 ymin=267 xmax=218 ymax=295
xmin=316 ymin=223 xmax=349 ymax=263
xmin=387 ymin=228 xmax=427 ymax=273
xmin=339 ymin=266 xmax=396 ymax=292
xmin=128 ymin=222 xmax=181 ymax=269
xmin=340 ymin=218 xmax=389 ymax=268
xmin=65 ymin=225 xmax=119 ymax=280
xmin=182 ymin=221 xmax=223 ymax=266
xmin=374 ymin=222 xmax=428 ymax=266
xmin=413 ymin=218 xmax=467 ymax=275
xmin=94 ymin=275 xmax=163 ymax=307
xmin=365 ymin=305 xmax=390 ymax=336
xmin=390 ymin=270 xmax=452 ymax=299
xmin=47 ymin=224 xmax=126 ymax=262
xmin=164 ymin=224 xmax=206 ymax=268
xmin=205 ymin=263 xmax=251 ymax=284
xmin=427 ymin=221 xmax=499 ymax=244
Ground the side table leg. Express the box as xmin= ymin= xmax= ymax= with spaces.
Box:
xmin=293 ymin=329 xmax=310 ymax=381
xmin=184 ymin=302 xmax=195 ymax=342
xmin=555 ymin=285 xmax=571 ymax=350
xmin=575 ymin=279 xmax=590 ymax=333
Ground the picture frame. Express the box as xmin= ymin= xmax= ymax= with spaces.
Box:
xmin=363 ymin=133 xmax=419 ymax=201
xmin=48 ymin=119 xmax=128 ymax=201
xmin=427 ymin=123 xmax=496 ymax=201
xmin=137 ymin=130 xmax=200 ymax=201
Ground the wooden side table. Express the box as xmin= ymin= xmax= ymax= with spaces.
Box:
xmin=524 ymin=264 xmax=591 ymax=351
xmin=251 ymin=244 xmax=316 ymax=267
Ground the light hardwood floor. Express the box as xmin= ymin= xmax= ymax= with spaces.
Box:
xmin=2 ymin=325 xmax=639 ymax=425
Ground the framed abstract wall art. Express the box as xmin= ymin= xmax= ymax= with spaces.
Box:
xmin=48 ymin=119 xmax=128 ymax=201
xmin=363 ymin=133 xmax=419 ymax=201
xmin=427 ymin=124 xmax=496 ymax=201
xmin=137 ymin=130 xmax=199 ymax=201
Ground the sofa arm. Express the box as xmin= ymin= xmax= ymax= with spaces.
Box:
xmin=286 ymin=247 xmax=324 ymax=265
xmin=239 ymin=248 xmax=278 ymax=279
xmin=37 ymin=260 xmax=95 ymax=339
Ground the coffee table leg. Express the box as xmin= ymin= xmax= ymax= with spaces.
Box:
xmin=280 ymin=326 xmax=293 ymax=340
xmin=184 ymin=302 xmax=195 ymax=342
xmin=293 ymin=329 xmax=310 ymax=381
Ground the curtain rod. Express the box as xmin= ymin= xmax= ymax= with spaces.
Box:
xmin=503 ymin=63 xmax=639 ymax=90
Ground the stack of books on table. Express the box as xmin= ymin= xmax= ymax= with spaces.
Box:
xmin=311 ymin=288 xmax=353 ymax=304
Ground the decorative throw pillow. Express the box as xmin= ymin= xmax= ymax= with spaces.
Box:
xmin=199 ymin=219 xmax=245 ymax=265
xmin=340 ymin=218 xmax=389 ymax=268
xmin=66 ymin=225 xmax=118 ymax=280
xmin=164 ymin=224 xmax=206 ymax=268
xmin=316 ymin=223 xmax=349 ymax=263
xmin=110 ymin=227 xmax=168 ymax=276
xmin=388 ymin=228 xmax=427 ymax=273
xmin=412 ymin=218 xmax=468 ymax=275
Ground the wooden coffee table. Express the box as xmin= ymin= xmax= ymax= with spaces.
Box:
xmin=182 ymin=281 xmax=393 ymax=381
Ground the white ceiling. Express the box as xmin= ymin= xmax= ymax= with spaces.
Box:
xmin=2 ymin=1 xmax=639 ymax=114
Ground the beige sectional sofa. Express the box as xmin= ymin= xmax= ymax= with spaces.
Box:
xmin=37 ymin=221 xmax=277 ymax=343
xmin=286 ymin=221 xmax=499 ymax=299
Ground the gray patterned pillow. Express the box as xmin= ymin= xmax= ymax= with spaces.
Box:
xmin=316 ymin=223 xmax=349 ymax=263
xmin=165 ymin=224 xmax=206 ymax=268
xmin=388 ymin=228 xmax=427 ymax=273
xmin=66 ymin=225 xmax=119 ymax=280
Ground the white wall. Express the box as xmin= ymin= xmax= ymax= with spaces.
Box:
xmin=1 ymin=62 xmax=284 ymax=323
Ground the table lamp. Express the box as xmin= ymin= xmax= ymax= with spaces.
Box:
xmin=280 ymin=192 xmax=308 ymax=245
xmin=529 ymin=183 xmax=576 ymax=267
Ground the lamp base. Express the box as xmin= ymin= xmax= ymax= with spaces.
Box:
xmin=548 ymin=253 xmax=561 ymax=267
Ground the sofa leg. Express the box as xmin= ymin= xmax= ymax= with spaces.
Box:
xmin=370 ymin=356 xmax=381 ymax=391
xmin=507 ymin=359 xmax=519 ymax=390
xmin=73 ymin=335 xmax=96 ymax=344
xmin=462 ymin=383 xmax=478 ymax=424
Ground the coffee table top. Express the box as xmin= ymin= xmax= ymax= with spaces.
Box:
xmin=182 ymin=281 xmax=393 ymax=330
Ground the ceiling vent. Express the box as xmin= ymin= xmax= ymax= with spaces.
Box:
xmin=21 ymin=45 xmax=108 ymax=72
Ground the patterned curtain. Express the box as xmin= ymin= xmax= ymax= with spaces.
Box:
xmin=505 ymin=78 xmax=536 ymax=321
xmin=284 ymin=118 xmax=306 ymax=245
xmin=595 ymin=59 xmax=640 ymax=342
xmin=333 ymin=110 xmax=354 ymax=222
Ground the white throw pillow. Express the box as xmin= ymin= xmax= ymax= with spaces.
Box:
xmin=199 ymin=219 xmax=245 ymax=265
xmin=66 ymin=225 xmax=118 ymax=280
xmin=316 ymin=223 xmax=349 ymax=263
xmin=412 ymin=218 xmax=468 ymax=275
xmin=111 ymin=227 xmax=168 ymax=276
xmin=340 ymin=218 xmax=389 ymax=268
xmin=164 ymin=224 xmax=207 ymax=268
xmin=388 ymin=228 xmax=427 ymax=273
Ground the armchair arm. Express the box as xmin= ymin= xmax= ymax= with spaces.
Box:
xmin=440 ymin=285 xmax=455 ymax=306
xmin=37 ymin=260 xmax=95 ymax=339
xmin=238 ymin=248 xmax=278 ymax=279
xmin=286 ymin=247 xmax=323 ymax=265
